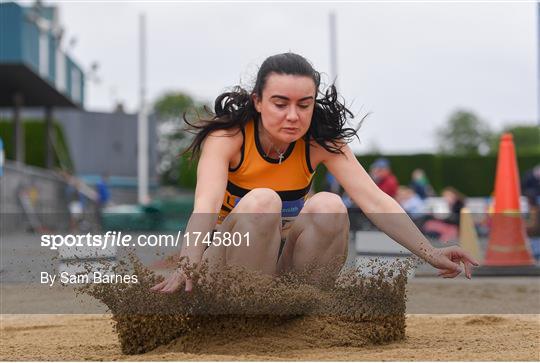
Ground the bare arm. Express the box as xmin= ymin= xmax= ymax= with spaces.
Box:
xmin=323 ymin=145 xmax=479 ymax=277
xmin=152 ymin=129 xmax=242 ymax=292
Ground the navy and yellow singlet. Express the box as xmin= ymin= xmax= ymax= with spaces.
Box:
xmin=218 ymin=119 xmax=316 ymax=224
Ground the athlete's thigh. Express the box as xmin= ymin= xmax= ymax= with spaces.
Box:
xmin=277 ymin=193 xmax=336 ymax=270
xmin=202 ymin=208 xmax=282 ymax=268
xmin=200 ymin=210 xmax=239 ymax=267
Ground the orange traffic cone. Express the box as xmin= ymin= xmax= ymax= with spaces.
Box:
xmin=484 ymin=133 xmax=535 ymax=266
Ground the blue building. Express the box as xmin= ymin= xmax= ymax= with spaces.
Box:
xmin=1 ymin=2 xmax=159 ymax=205
xmin=0 ymin=1 xmax=85 ymax=167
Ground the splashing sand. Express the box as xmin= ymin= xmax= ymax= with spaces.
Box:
xmin=79 ymin=254 xmax=414 ymax=355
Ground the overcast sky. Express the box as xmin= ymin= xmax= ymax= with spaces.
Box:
xmin=36 ymin=1 xmax=539 ymax=153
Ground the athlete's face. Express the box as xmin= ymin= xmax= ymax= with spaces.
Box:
xmin=253 ymin=73 xmax=316 ymax=144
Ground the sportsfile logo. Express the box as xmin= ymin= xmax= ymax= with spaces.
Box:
xmin=39 ymin=231 xmax=252 ymax=250
xmin=40 ymin=231 xmax=182 ymax=250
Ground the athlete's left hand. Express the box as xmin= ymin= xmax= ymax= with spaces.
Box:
xmin=427 ymin=246 xmax=480 ymax=279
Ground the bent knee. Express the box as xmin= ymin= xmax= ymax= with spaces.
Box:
xmin=303 ymin=192 xmax=347 ymax=214
xmin=236 ymin=188 xmax=282 ymax=213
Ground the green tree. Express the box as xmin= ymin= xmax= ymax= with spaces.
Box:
xmin=153 ymin=92 xmax=209 ymax=184
xmin=490 ymin=124 xmax=540 ymax=154
xmin=154 ymin=93 xmax=196 ymax=119
xmin=436 ymin=110 xmax=493 ymax=155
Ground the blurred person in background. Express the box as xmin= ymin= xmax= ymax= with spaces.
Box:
xmin=369 ymin=158 xmax=399 ymax=198
xmin=522 ymin=165 xmax=540 ymax=260
xmin=96 ymin=174 xmax=111 ymax=208
xmin=409 ymin=168 xmax=433 ymax=200
xmin=441 ymin=187 xmax=465 ymax=226
xmin=63 ymin=173 xmax=85 ymax=232
xmin=60 ymin=171 xmax=97 ymax=232
xmin=396 ymin=186 xmax=426 ymax=225
xmin=422 ymin=187 xmax=465 ymax=242
xmin=522 ymin=164 xmax=540 ymax=208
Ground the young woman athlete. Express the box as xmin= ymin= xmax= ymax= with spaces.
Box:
xmin=151 ymin=53 xmax=479 ymax=293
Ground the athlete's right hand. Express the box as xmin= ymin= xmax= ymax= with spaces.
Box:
xmin=150 ymin=269 xmax=193 ymax=293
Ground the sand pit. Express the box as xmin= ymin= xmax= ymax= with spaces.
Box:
xmin=76 ymin=256 xmax=409 ymax=354
xmin=1 ymin=313 xmax=538 ymax=361
xmin=1 ymin=251 xmax=539 ymax=360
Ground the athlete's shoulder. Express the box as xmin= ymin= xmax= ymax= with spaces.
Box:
xmin=308 ymin=137 xmax=349 ymax=166
xmin=206 ymin=126 xmax=243 ymax=143
xmin=201 ymin=126 xmax=244 ymax=156
xmin=207 ymin=126 xmax=243 ymax=138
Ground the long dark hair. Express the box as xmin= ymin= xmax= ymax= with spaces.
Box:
xmin=184 ymin=52 xmax=359 ymax=158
